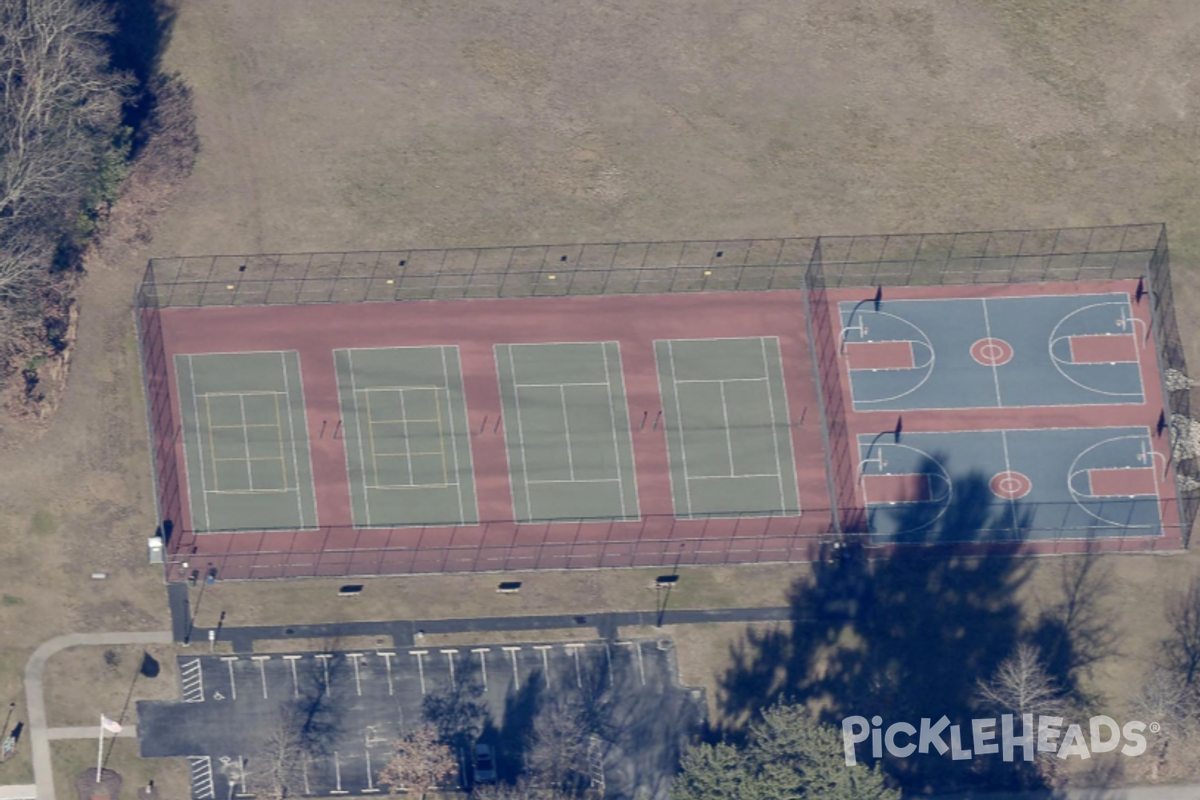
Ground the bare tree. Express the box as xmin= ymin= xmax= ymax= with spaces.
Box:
xmin=976 ymin=643 xmax=1067 ymax=788
xmin=526 ymin=697 xmax=592 ymax=795
xmin=1130 ymin=667 xmax=1199 ymax=782
xmin=245 ymin=704 xmax=310 ymax=800
xmin=378 ymin=723 xmax=458 ymax=798
xmin=1163 ymin=578 xmax=1200 ymax=686
xmin=976 ymin=643 xmax=1065 ymax=719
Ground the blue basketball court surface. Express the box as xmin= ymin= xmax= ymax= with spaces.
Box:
xmin=840 ymin=293 xmax=1147 ymax=411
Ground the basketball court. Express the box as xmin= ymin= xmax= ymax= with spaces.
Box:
xmin=839 ymin=293 xmax=1147 ymax=411
xmin=858 ymin=426 xmax=1166 ymax=543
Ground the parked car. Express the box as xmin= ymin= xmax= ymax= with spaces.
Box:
xmin=474 ymin=742 xmax=497 ymax=783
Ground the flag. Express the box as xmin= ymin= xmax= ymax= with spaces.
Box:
xmin=100 ymin=715 xmax=122 ymax=734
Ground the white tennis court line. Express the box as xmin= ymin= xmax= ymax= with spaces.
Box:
xmin=765 ymin=336 xmax=802 ymax=514
xmin=184 ymin=355 xmax=213 ymax=531
xmin=505 ymin=345 xmax=536 ymax=520
xmin=559 ymin=385 xmax=577 ymax=480
xmin=527 ymin=478 xmax=621 ymax=484
xmin=603 ymin=340 xmax=639 ymax=519
xmin=396 ymin=388 xmax=416 ymax=486
xmin=718 ymin=382 xmax=736 ymax=476
xmin=759 ymin=338 xmax=787 ymax=508
xmin=516 ymin=381 xmax=610 ymax=389
xmin=440 ymin=345 xmax=469 ymax=524
xmin=664 ymin=340 xmax=694 ymax=518
xmin=293 ymin=353 xmax=321 ymax=528
xmin=344 ymin=349 xmax=374 ymax=527
xmin=674 ymin=377 xmax=770 ymax=385
xmin=238 ymin=395 xmax=255 ymax=491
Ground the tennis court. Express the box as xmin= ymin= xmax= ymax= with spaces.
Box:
xmin=654 ymin=337 xmax=801 ymax=519
xmin=334 ymin=346 xmax=479 ymax=527
xmin=175 ymin=351 xmax=318 ymax=532
xmin=494 ymin=341 xmax=640 ymax=523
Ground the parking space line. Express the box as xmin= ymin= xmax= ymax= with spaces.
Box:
xmin=604 ymin=643 xmax=614 ymax=688
xmin=364 ymin=748 xmax=379 ymax=793
xmin=441 ymin=649 xmax=458 ymax=688
xmin=315 ymin=654 xmax=333 ymax=695
xmin=251 ymin=655 xmax=271 ymax=699
xmin=502 ymin=646 xmax=521 ymax=691
xmin=302 ymin=754 xmax=311 ymax=795
xmin=331 ymin=751 xmax=348 ymax=794
xmin=378 ymin=652 xmax=396 ymax=696
xmin=615 ymin=641 xmax=646 ymax=686
xmin=238 ymin=755 xmax=249 ymax=797
xmin=180 ymin=659 xmax=205 ymax=703
xmin=283 ymin=655 xmax=302 ymax=698
xmin=410 ymin=650 xmax=428 ymax=694
xmin=534 ymin=645 xmax=552 ymax=688
xmin=565 ymin=644 xmax=584 ymax=689
xmin=471 ymin=648 xmax=490 ymax=691
xmin=220 ymin=657 xmax=238 ymax=701
xmin=347 ymin=653 xmax=365 ymax=696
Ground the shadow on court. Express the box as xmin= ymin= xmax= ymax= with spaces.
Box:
xmin=714 ymin=470 xmax=1124 ymax=794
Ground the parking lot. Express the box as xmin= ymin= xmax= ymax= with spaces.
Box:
xmin=139 ymin=638 xmax=702 ymax=800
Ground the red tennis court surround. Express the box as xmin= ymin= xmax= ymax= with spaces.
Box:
xmin=845 ymin=341 xmax=915 ymax=371
xmin=1088 ymin=467 xmax=1158 ymax=497
xmin=1070 ymin=334 xmax=1139 ymax=364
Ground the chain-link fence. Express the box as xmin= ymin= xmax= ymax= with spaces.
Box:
xmin=136 ymin=238 xmax=819 ymax=308
xmin=803 ymin=222 xmax=1198 ymax=545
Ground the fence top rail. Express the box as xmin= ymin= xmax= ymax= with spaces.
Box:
xmin=138 ymin=224 xmax=1166 ymax=308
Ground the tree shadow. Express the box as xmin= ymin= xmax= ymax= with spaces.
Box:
xmin=717 ymin=459 xmax=1039 ymax=792
xmin=107 ymin=0 xmax=180 ymax=145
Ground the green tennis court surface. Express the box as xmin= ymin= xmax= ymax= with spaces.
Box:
xmin=655 ymin=337 xmax=801 ymax=519
xmin=175 ymin=351 xmax=318 ymax=532
xmin=495 ymin=342 xmax=640 ymax=523
xmin=335 ymin=346 xmax=479 ymax=527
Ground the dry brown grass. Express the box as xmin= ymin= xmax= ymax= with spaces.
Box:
xmin=187 ymin=563 xmax=801 ymax=630
xmin=41 ymin=645 xmax=181 ymax=729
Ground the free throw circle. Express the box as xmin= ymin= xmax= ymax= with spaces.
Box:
xmin=971 ymin=338 xmax=1014 ymax=367
xmin=990 ymin=471 xmax=1032 ymax=500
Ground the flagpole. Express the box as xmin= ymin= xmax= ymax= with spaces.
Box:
xmin=96 ymin=714 xmax=104 ymax=783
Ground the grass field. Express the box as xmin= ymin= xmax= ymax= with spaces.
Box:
xmin=0 ymin=0 xmax=1199 ymax=791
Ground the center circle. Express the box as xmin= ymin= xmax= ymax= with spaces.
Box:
xmin=990 ymin=471 xmax=1032 ymax=500
xmin=971 ymin=337 xmax=1014 ymax=366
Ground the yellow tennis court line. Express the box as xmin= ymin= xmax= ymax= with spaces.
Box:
xmin=200 ymin=390 xmax=287 ymax=397
xmin=209 ymin=423 xmax=284 ymax=429
xmin=213 ymin=455 xmax=289 ymax=462
xmin=273 ymin=392 xmax=288 ymax=489
xmin=367 ymin=418 xmax=441 ymax=425
xmin=435 ymin=386 xmax=448 ymax=486
xmin=364 ymin=386 xmax=385 ymax=489
xmin=204 ymin=487 xmax=292 ymax=495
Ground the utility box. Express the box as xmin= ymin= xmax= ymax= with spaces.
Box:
xmin=147 ymin=537 xmax=164 ymax=565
